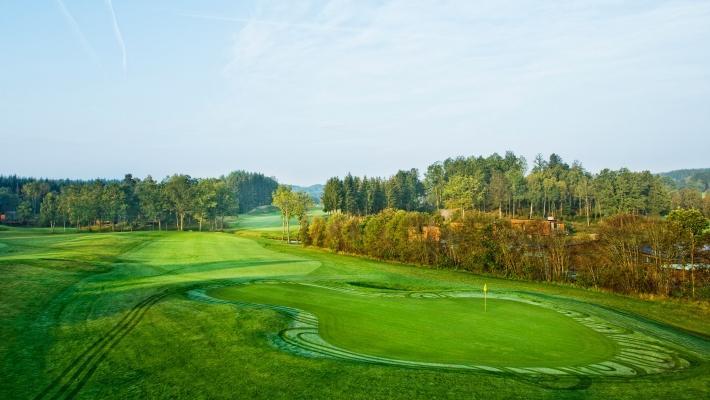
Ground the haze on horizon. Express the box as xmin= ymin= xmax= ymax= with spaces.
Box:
xmin=1 ymin=0 xmax=709 ymax=186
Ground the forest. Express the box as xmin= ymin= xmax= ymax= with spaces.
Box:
xmin=0 ymin=171 xmax=277 ymax=231
xmin=306 ymin=153 xmax=709 ymax=299
xmin=321 ymin=153 xmax=709 ymax=219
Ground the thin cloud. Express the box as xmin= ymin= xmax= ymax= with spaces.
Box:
xmin=178 ymin=10 xmax=465 ymax=42
xmin=54 ymin=0 xmax=100 ymax=65
xmin=106 ymin=0 xmax=127 ymax=76
xmin=178 ymin=11 xmax=362 ymax=34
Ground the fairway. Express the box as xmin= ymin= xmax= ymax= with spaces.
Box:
xmin=210 ymin=283 xmax=616 ymax=367
xmin=230 ymin=206 xmax=325 ymax=233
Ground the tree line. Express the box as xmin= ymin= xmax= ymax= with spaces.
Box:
xmin=312 ymin=152 xmax=709 ymax=299
xmin=300 ymin=208 xmax=709 ymax=299
xmin=321 ymin=152 xmax=710 ymax=221
xmin=0 ymin=171 xmax=278 ymax=231
xmin=322 ymin=169 xmax=422 ymax=215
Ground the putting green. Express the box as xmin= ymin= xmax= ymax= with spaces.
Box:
xmin=209 ymin=283 xmax=617 ymax=367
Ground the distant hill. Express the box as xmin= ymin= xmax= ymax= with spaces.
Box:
xmin=290 ymin=184 xmax=324 ymax=202
xmin=658 ymin=168 xmax=710 ymax=191
xmin=246 ymin=205 xmax=280 ymax=215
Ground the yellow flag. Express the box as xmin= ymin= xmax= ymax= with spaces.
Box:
xmin=483 ymin=283 xmax=488 ymax=312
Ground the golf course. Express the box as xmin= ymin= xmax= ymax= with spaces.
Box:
xmin=5 ymin=0 xmax=710 ymax=397
xmin=0 ymin=211 xmax=708 ymax=399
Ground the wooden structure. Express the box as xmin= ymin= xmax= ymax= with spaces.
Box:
xmin=510 ymin=217 xmax=565 ymax=236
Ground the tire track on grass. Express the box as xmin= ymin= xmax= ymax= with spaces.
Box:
xmin=34 ymin=292 xmax=169 ymax=400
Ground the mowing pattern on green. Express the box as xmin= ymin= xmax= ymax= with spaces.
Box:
xmin=190 ymin=281 xmax=693 ymax=378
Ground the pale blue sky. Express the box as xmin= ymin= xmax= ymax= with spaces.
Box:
xmin=1 ymin=1 xmax=709 ymax=185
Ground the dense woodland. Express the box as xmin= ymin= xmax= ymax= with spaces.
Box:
xmin=307 ymin=153 xmax=709 ymax=299
xmin=0 ymin=171 xmax=277 ymax=231
xmin=321 ymin=153 xmax=710 ymax=220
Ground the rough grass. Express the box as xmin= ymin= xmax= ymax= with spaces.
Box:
xmin=0 ymin=214 xmax=709 ymax=399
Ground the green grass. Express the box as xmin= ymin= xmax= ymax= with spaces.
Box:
xmin=1 ymin=215 xmax=709 ymax=399
xmin=211 ymin=283 xmax=617 ymax=366
xmin=228 ymin=207 xmax=325 ymax=234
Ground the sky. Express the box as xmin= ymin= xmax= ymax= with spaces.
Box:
xmin=1 ymin=0 xmax=709 ymax=185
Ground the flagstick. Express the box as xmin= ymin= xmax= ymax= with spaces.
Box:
xmin=483 ymin=283 xmax=488 ymax=312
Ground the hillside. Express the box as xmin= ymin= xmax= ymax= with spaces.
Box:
xmin=658 ymin=168 xmax=710 ymax=191
xmin=290 ymin=184 xmax=324 ymax=202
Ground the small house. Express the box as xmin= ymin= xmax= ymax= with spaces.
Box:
xmin=511 ymin=217 xmax=565 ymax=236
xmin=0 ymin=211 xmax=17 ymax=223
